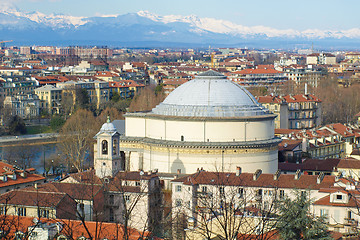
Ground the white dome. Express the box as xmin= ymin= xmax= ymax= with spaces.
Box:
xmin=152 ymin=70 xmax=270 ymax=118
xmin=100 ymin=117 xmax=117 ymax=133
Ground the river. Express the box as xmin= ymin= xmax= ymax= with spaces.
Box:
xmin=0 ymin=143 xmax=58 ymax=174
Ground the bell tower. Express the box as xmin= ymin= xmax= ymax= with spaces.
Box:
xmin=94 ymin=116 xmax=123 ymax=178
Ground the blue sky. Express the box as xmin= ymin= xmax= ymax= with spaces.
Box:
xmin=8 ymin=0 xmax=360 ymax=30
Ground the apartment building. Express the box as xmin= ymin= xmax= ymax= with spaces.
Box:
xmin=282 ymin=66 xmax=325 ymax=87
xmin=171 ymin=169 xmax=337 ymax=237
xmin=230 ymin=68 xmax=287 ymax=86
xmin=0 ymin=161 xmax=45 ymax=194
xmin=0 ymin=190 xmax=77 ymax=220
xmin=56 ymin=79 xmax=110 ymax=109
xmin=3 ymin=93 xmax=40 ymax=119
xmin=276 ymin=123 xmax=360 ymax=159
xmin=256 ymin=94 xmax=322 ymax=129
xmin=108 ymin=80 xmax=144 ymax=99
xmin=306 ymin=53 xmax=336 ymax=65
xmin=34 ymin=84 xmax=62 ymax=114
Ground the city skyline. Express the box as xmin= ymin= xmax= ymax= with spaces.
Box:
xmin=2 ymin=0 xmax=360 ymax=31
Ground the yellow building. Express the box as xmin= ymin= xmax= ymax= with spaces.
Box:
xmin=34 ymin=84 xmax=62 ymax=114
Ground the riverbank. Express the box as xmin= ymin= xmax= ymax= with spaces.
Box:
xmin=0 ymin=133 xmax=59 ymax=146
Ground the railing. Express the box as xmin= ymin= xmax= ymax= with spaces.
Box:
xmin=344 ymin=218 xmax=358 ymax=226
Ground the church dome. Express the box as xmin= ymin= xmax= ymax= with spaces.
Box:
xmin=100 ymin=116 xmax=117 ymax=133
xmin=151 ymin=70 xmax=270 ymax=118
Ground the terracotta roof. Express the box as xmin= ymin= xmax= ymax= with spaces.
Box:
xmin=0 ymin=190 xmax=71 ymax=208
xmin=0 ymin=162 xmax=45 ymax=188
xmin=25 ymin=182 xmax=104 ymax=201
xmin=173 ymin=171 xmax=335 ymax=190
xmin=109 ymin=80 xmax=144 ymax=88
xmin=61 ymin=170 xmax=102 ymax=184
xmin=337 ymin=158 xmax=360 ymax=169
xmin=256 ymin=95 xmax=283 ymax=104
xmin=302 ymin=158 xmax=340 ymax=172
xmin=278 ymin=162 xmax=303 ymax=172
xmin=0 ymin=216 xmax=159 ymax=240
xmin=282 ymin=94 xmax=321 ymax=103
xmin=275 ymin=129 xmax=301 ymax=135
xmin=278 ymin=139 xmax=302 ymax=151
xmin=233 ymin=68 xmax=282 ymax=75
xmin=313 ymin=195 xmax=360 ymax=208
xmin=351 ymin=149 xmax=360 ymax=155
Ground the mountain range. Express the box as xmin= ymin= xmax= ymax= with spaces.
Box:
xmin=1 ymin=6 xmax=360 ymax=48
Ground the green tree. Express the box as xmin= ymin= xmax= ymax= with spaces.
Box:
xmin=50 ymin=115 xmax=66 ymax=131
xmin=75 ymin=88 xmax=90 ymax=109
xmin=6 ymin=116 xmax=27 ymax=135
xmin=111 ymin=92 xmax=121 ymax=103
xmin=277 ymin=191 xmax=332 ymax=240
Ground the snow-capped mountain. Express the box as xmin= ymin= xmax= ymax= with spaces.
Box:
xmin=0 ymin=6 xmax=360 ymax=47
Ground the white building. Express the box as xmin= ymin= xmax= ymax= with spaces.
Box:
xmin=110 ymin=70 xmax=280 ymax=174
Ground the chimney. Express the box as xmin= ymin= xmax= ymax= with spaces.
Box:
xmin=236 ymin=167 xmax=241 ymax=177
xmin=294 ymin=169 xmax=301 ymax=180
xmin=317 ymin=172 xmax=325 ymax=184
xmin=253 ymin=169 xmax=262 ymax=181
xmin=305 ymin=83 xmax=308 ymax=95
xmin=273 ymin=169 xmax=281 ymax=180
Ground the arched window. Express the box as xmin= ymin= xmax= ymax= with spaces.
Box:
xmin=181 ymin=135 xmax=184 ymax=141
xmin=102 ymin=140 xmax=108 ymax=155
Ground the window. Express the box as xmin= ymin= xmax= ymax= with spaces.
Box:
xmin=135 ymin=181 xmax=140 ymax=186
xmin=113 ymin=139 xmax=117 ymax=155
xmin=124 ymin=195 xmax=130 ymax=202
xmin=181 ymin=135 xmax=184 ymax=141
xmin=39 ymin=208 xmax=50 ymax=218
xmin=102 ymin=140 xmax=108 ymax=154
xmin=175 ymin=199 xmax=182 ymax=207
xmin=109 ymin=195 xmax=114 ymax=205
xmin=0 ymin=206 xmax=5 ymax=215
xmin=238 ymin=188 xmax=244 ymax=198
xmin=176 ymin=185 xmax=182 ymax=192
xmin=279 ymin=190 xmax=285 ymax=199
xmin=257 ymin=189 xmax=262 ymax=196
xmin=219 ymin=187 xmax=225 ymax=195
xmin=202 ymin=186 xmax=207 ymax=193
xmin=17 ymin=207 xmax=26 ymax=216
xmin=109 ymin=208 xmax=114 ymax=222
xmin=336 ymin=194 xmax=343 ymax=200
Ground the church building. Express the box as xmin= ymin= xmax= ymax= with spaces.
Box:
xmin=94 ymin=70 xmax=280 ymax=178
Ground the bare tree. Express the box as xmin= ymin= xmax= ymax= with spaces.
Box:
xmin=2 ymin=144 xmax=38 ymax=170
xmin=58 ymin=109 xmax=97 ymax=172
xmin=103 ymin=171 xmax=163 ymax=240
xmin=128 ymin=86 xmax=165 ymax=112
xmin=172 ymin=171 xmax=279 ymax=240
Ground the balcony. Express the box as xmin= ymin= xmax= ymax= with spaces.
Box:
xmin=344 ymin=218 xmax=358 ymax=226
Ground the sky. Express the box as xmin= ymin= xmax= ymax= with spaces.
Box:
xmin=4 ymin=0 xmax=360 ymax=31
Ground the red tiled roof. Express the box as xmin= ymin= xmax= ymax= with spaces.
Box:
xmin=278 ymin=139 xmax=302 ymax=151
xmin=0 ymin=162 xmax=45 ymax=188
xmin=0 ymin=216 xmax=159 ymax=240
xmin=233 ymin=68 xmax=282 ymax=74
xmin=275 ymin=129 xmax=301 ymax=135
xmin=25 ymin=182 xmax=104 ymax=201
xmin=0 ymin=190 xmax=71 ymax=208
xmin=173 ymin=171 xmax=335 ymax=190
xmin=313 ymin=195 xmax=360 ymax=207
